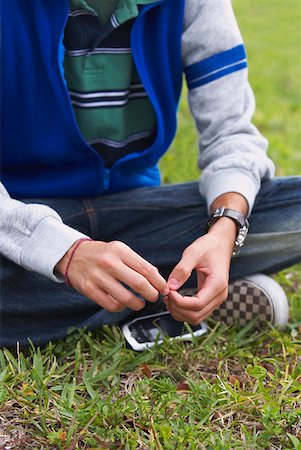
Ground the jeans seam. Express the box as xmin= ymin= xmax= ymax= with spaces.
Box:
xmin=63 ymin=206 xmax=200 ymax=220
xmin=82 ymin=199 xmax=98 ymax=239
xmin=162 ymin=222 xmax=203 ymax=244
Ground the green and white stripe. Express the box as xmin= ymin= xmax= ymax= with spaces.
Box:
xmin=65 ymin=0 xmax=156 ymax=167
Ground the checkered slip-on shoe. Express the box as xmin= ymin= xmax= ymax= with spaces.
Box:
xmin=181 ymin=274 xmax=289 ymax=328
xmin=211 ymin=274 xmax=289 ymax=328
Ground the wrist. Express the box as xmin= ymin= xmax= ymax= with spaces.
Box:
xmin=207 ymin=217 xmax=237 ymax=246
xmin=58 ymin=238 xmax=93 ymax=287
xmin=206 ymin=206 xmax=249 ymax=256
xmin=55 ymin=238 xmax=92 ymax=277
xmin=55 ymin=241 xmax=77 ymax=276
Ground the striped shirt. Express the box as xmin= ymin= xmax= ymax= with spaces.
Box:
xmin=64 ymin=0 xmax=156 ymax=168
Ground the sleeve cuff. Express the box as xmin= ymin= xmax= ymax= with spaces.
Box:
xmin=199 ymin=168 xmax=260 ymax=217
xmin=20 ymin=217 xmax=90 ymax=282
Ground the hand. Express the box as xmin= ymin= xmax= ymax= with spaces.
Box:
xmin=164 ymin=218 xmax=236 ymax=325
xmin=55 ymin=240 xmax=169 ymax=313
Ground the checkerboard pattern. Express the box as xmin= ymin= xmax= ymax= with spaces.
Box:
xmin=180 ymin=279 xmax=274 ymax=327
xmin=212 ymin=280 xmax=273 ymax=326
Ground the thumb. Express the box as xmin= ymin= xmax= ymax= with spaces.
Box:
xmin=168 ymin=252 xmax=196 ymax=290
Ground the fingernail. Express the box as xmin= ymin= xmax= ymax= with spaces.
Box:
xmin=168 ymin=278 xmax=179 ymax=289
xmin=163 ymin=296 xmax=168 ymax=304
xmin=163 ymin=287 xmax=170 ymax=296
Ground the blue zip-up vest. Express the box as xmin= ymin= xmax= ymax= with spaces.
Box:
xmin=1 ymin=0 xmax=184 ymax=198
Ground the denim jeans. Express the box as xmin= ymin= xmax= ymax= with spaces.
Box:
xmin=1 ymin=176 xmax=301 ymax=347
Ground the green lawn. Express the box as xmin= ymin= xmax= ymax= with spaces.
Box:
xmin=0 ymin=1 xmax=300 ymax=449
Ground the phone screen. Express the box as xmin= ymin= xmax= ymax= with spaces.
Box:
xmin=128 ymin=312 xmax=203 ymax=343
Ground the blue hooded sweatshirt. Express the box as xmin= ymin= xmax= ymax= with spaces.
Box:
xmin=1 ymin=0 xmax=184 ymax=198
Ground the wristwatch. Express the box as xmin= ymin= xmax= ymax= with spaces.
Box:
xmin=206 ymin=206 xmax=249 ymax=256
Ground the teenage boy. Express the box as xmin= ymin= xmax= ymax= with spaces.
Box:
xmin=1 ymin=0 xmax=301 ymax=347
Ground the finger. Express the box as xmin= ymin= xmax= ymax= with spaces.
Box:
xmin=167 ymin=294 xmax=223 ymax=324
xmin=166 ymin=294 xmax=202 ymax=323
xmin=196 ymin=301 xmax=226 ymax=323
xmin=164 ymin=294 xmax=193 ymax=322
xmin=167 ymin=271 xmax=228 ymax=310
xmin=167 ymin=288 xmax=227 ymax=325
xmin=197 ymin=270 xmax=206 ymax=290
xmin=195 ymin=273 xmax=228 ymax=305
xmin=166 ymin=297 xmax=210 ymax=326
xmin=167 ymin=290 xmax=206 ymax=311
xmin=100 ymin=275 xmax=146 ymax=311
xmin=112 ymin=264 xmax=160 ymax=303
xmin=166 ymin=289 xmax=227 ymax=325
xmin=168 ymin=309 xmax=186 ymax=323
xmin=168 ymin=246 xmax=201 ymax=291
xmin=189 ymin=293 xmax=227 ymax=323
xmin=85 ymin=286 xmax=125 ymax=313
xmin=121 ymin=247 xmax=169 ymax=295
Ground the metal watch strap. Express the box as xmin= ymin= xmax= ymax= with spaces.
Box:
xmin=206 ymin=206 xmax=249 ymax=256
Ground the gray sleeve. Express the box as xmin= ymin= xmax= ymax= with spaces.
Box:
xmin=182 ymin=0 xmax=275 ymax=213
xmin=0 ymin=183 xmax=89 ymax=281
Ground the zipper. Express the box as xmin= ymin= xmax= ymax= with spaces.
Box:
xmin=109 ymin=1 xmax=164 ymax=172
xmin=103 ymin=168 xmax=110 ymax=190
xmin=58 ymin=1 xmax=163 ymax=192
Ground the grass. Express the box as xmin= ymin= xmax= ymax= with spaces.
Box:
xmin=0 ymin=320 xmax=300 ymax=449
xmin=0 ymin=1 xmax=300 ymax=448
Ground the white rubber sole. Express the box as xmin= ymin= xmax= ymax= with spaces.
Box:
xmin=243 ymin=274 xmax=289 ymax=327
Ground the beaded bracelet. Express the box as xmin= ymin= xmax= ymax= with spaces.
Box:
xmin=64 ymin=238 xmax=92 ymax=287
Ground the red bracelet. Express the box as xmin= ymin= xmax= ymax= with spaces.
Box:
xmin=64 ymin=238 xmax=92 ymax=288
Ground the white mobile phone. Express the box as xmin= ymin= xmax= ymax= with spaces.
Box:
xmin=121 ymin=310 xmax=207 ymax=351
